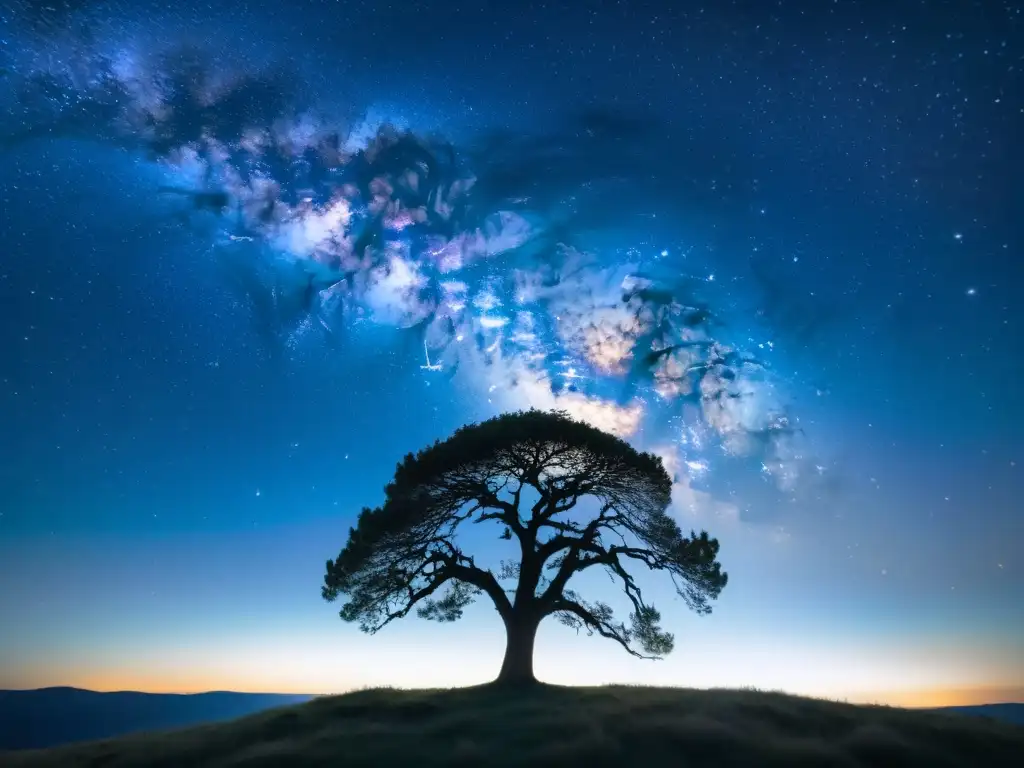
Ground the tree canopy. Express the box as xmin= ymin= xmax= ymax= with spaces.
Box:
xmin=323 ymin=408 xmax=727 ymax=683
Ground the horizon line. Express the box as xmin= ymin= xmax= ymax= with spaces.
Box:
xmin=5 ymin=683 xmax=1022 ymax=710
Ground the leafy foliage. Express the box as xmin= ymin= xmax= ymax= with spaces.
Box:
xmin=323 ymin=409 xmax=728 ymax=661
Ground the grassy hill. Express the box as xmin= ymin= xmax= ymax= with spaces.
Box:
xmin=3 ymin=683 xmax=1022 ymax=768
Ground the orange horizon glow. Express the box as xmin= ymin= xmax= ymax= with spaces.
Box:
xmin=5 ymin=608 xmax=1020 ymax=712
xmin=4 ymin=668 xmax=1020 ymax=710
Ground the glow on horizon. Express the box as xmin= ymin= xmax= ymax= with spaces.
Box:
xmin=5 ymin=669 xmax=1020 ymax=711
xmin=2 ymin=520 xmax=1020 ymax=712
xmin=3 ymin=624 xmax=1020 ymax=709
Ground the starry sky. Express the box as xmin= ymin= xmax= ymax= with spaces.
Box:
xmin=0 ymin=0 xmax=1021 ymax=708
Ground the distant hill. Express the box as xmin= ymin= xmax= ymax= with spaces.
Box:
xmin=3 ymin=684 xmax=1023 ymax=767
xmin=0 ymin=687 xmax=313 ymax=751
xmin=932 ymin=703 xmax=1024 ymax=726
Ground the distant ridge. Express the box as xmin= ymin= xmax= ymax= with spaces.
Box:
xmin=0 ymin=687 xmax=314 ymax=751
xmin=931 ymin=704 xmax=1024 ymax=726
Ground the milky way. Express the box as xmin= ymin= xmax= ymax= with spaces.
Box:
xmin=1 ymin=29 xmax=813 ymax=516
xmin=4 ymin=0 xmax=1022 ymax=705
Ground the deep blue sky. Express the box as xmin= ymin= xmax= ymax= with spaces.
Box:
xmin=0 ymin=0 xmax=1021 ymax=706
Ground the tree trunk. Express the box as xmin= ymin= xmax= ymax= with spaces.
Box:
xmin=495 ymin=611 xmax=540 ymax=685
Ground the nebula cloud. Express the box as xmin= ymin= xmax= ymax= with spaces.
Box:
xmin=0 ymin=35 xmax=814 ymax=522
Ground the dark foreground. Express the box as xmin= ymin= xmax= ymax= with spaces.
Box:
xmin=3 ymin=684 xmax=1023 ymax=768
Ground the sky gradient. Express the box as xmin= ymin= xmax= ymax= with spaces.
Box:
xmin=0 ymin=0 xmax=1021 ymax=708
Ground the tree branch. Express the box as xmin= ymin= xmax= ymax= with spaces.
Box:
xmin=543 ymin=597 xmax=657 ymax=660
xmin=358 ymin=564 xmax=459 ymax=633
xmin=537 ymin=503 xmax=616 ymax=604
xmin=437 ymin=551 xmax=514 ymax=621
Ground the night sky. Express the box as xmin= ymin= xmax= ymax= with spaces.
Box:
xmin=1 ymin=0 xmax=1021 ymax=708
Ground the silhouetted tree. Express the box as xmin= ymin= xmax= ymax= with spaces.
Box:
xmin=322 ymin=409 xmax=728 ymax=685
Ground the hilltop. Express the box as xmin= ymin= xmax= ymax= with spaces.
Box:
xmin=3 ymin=684 xmax=1022 ymax=767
